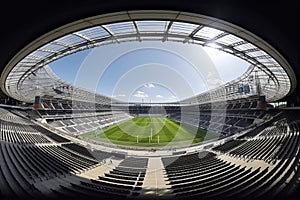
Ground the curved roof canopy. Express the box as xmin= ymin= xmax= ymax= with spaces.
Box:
xmin=0 ymin=10 xmax=296 ymax=104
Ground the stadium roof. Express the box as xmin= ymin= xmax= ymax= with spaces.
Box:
xmin=0 ymin=1 xmax=299 ymax=105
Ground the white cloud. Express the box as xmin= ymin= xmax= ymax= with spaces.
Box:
xmin=206 ymin=71 xmax=224 ymax=89
xmin=112 ymin=93 xmax=126 ymax=98
xmin=156 ymin=94 xmax=163 ymax=98
xmin=144 ymin=83 xmax=155 ymax=88
xmin=133 ymin=91 xmax=149 ymax=98
xmin=169 ymin=95 xmax=178 ymax=99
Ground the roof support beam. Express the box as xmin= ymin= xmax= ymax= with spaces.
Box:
xmin=73 ymin=32 xmax=93 ymax=42
xmin=101 ymin=25 xmax=120 ymax=43
xmin=203 ymin=32 xmax=228 ymax=45
xmin=183 ymin=25 xmax=204 ymax=43
xmin=132 ymin=21 xmax=142 ymax=42
xmin=162 ymin=21 xmax=173 ymax=42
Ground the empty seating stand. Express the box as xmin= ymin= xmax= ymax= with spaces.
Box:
xmin=0 ymin=106 xmax=300 ymax=200
xmin=56 ymin=156 xmax=149 ymax=199
xmin=62 ymin=143 xmax=96 ymax=160
xmin=212 ymin=140 xmax=246 ymax=153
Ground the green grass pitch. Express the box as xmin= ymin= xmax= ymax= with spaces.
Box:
xmin=80 ymin=117 xmax=219 ymax=147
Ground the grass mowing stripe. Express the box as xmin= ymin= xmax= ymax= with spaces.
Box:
xmin=116 ymin=119 xmax=139 ymax=142
xmin=162 ymin=119 xmax=177 ymax=142
xmin=153 ymin=118 xmax=169 ymax=142
xmin=113 ymin=117 xmax=150 ymax=143
xmin=80 ymin=116 xmax=219 ymax=147
xmin=166 ymin=119 xmax=191 ymax=141
xmin=140 ymin=117 xmax=151 ymax=139
xmin=134 ymin=117 xmax=150 ymax=126
xmin=151 ymin=118 xmax=175 ymax=143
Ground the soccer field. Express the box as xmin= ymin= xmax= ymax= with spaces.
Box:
xmin=80 ymin=117 xmax=219 ymax=147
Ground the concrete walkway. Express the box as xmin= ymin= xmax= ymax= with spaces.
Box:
xmin=140 ymin=157 xmax=173 ymax=199
xmin=218 ymin=153 xmax=273 ymax=170
xmin=78 ymin=157 xmax=122 ymax=179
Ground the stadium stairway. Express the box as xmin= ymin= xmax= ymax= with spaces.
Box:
xmin=140 ymin=157 xmax=173 ymax=199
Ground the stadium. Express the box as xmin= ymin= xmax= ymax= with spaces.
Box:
xmin=0 ymin=1 xmax=299 ymax=200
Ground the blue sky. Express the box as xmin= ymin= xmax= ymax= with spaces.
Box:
xmin=49 ymin=41 xmax=249 ymax=103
